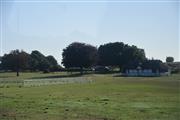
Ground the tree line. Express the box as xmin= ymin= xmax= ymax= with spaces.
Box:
xmin=0 ymin=50 xmax=60 ymax=76
xmin=0 ymin=42 xmax=169 ymax=76
xmin=62 ymin=42 xmax=168 ymax=74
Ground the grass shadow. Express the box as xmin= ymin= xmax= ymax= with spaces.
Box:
xmin=29 ymin=73 xmax=84 ymax=79
xmin=0 ymin=76 xmax=10 ymax=78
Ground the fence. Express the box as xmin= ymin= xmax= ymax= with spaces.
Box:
xmin=0 ymin=77 xmax=92 ymax=87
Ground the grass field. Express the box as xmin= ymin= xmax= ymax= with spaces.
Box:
xmin=0 ymin=72 xmax=179 ymax=120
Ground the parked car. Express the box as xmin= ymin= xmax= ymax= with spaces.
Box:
xmin=93 ymin=66 xmax=110 ymax=73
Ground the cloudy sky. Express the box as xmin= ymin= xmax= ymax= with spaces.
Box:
xmin=0 ymin=0 xmax=179 ymax=64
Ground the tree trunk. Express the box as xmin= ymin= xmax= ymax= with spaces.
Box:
xmin=119 ymin=66 xmax=122 ymax=72
xmin=80 ymin=67 xmax=83 ymax=75
xmin=16 ymin=58 xmax=20 ymax=77
xmin=16 ymin=69 xmax=19 ymax=77
xmin=119 ymin=66 xmax=124 ymax=73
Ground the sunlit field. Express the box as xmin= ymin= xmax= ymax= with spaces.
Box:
xmin=0 ymin=72 xmax=179 ymax=120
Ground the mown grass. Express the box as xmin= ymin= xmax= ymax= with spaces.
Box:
xmin=0 ymin=72 xmax=179 ymax=120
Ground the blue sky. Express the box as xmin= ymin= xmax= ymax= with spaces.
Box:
xmin=0 ymin=0 xmax=179 ymax=64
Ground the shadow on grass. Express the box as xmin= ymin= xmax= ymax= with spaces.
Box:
xmin=29 ymin=73 xmax=84 ymax=79
xmin=0 ymin=76 xmax=10 ymax=78
xmin=29 ymin=71 xmax=119 ymax=79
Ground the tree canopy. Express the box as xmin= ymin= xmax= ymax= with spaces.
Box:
xmin=166 ymin=57 xmax=174 ymax=63
xmin=1 ymin=50 xmax=29 ymax=76
xmin=62 ymin=42 xmax=98 ymax=74
xmin=46 ymin=55 xmax=60 ymax=71
xmin=0 ymin=50 xmax=60 ymax=76
xmin=98 ymin=42 xmax=146 ymax=71
xmin=29 ymin=50 xmax=50 ymax=71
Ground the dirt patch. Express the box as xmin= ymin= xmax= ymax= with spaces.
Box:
xmin=0 ymin=108 xmax=17 ymax=120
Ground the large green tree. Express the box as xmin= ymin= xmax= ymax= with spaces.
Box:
xmin=1 ymin=50 xmax=29 ymax=76
xmin=122 ymin=45 xmax=146 ymax=71
xmin=46 ymin=55 xmax=60 ymax=71
xmin=62 ymin=42 xmax=98 ymax=74
xmin=141 ymin=59 xmax=168 ymax=72
xmin=98 ymin=42 xmax=125 ymax=67
xmin=1 ymin=50 xmax=60 ymax=73
xmin=29 ymin=50 xmax=50 ymax=71
xmin=98 ymin=42 xmax=146 ymax=72
xmin=166 ymin=57 xmax=174 ymax=63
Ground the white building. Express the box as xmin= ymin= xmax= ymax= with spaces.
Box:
xmin=125 ymin=68 xmax=170 ymax=77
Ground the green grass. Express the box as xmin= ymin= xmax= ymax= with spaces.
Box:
xmin=0 ymin=72 xmax=179 ymax=120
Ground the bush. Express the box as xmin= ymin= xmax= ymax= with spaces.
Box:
xmin=171 ymin=69 xmax=180 ymax=74
xmin=43 ymin=69 xmax=50 ymax=73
